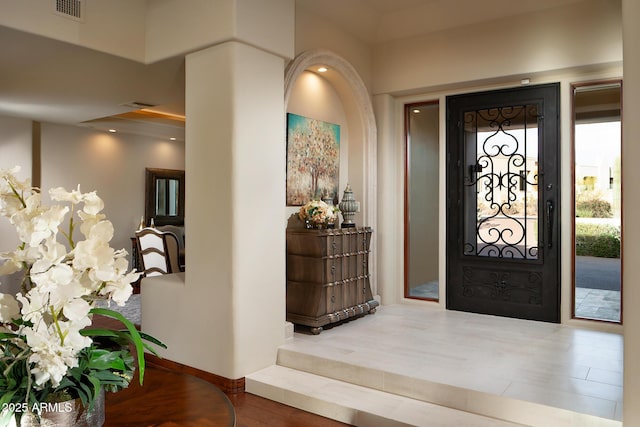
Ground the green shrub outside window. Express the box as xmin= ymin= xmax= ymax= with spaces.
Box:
xmin=575 ymin=222 xmax=620 ymax=258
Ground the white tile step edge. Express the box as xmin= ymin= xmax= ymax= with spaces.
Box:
xmin=271 ymin=348 xmax=621 ymax=427
xmin=246 ymin=365 xmax=526 ymax=427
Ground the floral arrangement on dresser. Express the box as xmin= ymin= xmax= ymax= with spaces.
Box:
xmin=0 ymin=166 xmax=163 ymax=426
xmin=298 ymin=199 xmax=339 ymax=229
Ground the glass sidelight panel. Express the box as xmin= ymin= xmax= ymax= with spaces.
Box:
xmin=463 ymin=106 xmax=539 ymax=260
xmin=573 ymin=82 xmax=622 ymax=323
xmin=405 ymin=102 xmax=440 ymax=300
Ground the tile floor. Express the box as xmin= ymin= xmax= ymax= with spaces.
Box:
xmin=575 ymin=288 xmax=621 ymax=322
xmin=409 ymin=283 xmax=621 ymax=323
xmin=284 ymin=304 xmax=623 ymax=422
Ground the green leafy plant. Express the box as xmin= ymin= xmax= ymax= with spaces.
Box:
xmin=575 ymin=190 xmax=613 ymax=218
xmin=575 ymin=222 xmax=620 ymax=258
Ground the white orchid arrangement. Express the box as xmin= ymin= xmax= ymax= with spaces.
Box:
xmin=0 ymin=167 xmax=164 ymax=425
xmin=298 ymin=199 xmax=339 ymax=228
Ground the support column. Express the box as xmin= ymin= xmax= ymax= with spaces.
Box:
xmin=142 ymin=38 xmax=290 ymax=382
xmin=188 ymin=41 xmax=287 ymax=379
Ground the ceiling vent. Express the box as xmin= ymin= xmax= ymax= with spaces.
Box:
xmin=53 ymin=0 xmax=84 ymax=22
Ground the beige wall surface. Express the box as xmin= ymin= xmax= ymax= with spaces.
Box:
xmin=0 ymin=115 xmax=33 ymax=295
xmin=0 ymin=0 xmax=147 ymax=62
xmin=294 ymin=5 xmax=373 ymax=92
xmin=372 ymin=0 xmax=622 ymax=95
xmin=146 ymin=0 xmax=295 ymax=63
xmin=39 ymin=122 xmax=185 ymax=259
xmin=0 ymin=0 xmax=295 ymax=64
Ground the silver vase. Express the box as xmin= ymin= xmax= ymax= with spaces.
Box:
xmin=338 ymin=184 xmax=360 ymax=228
xmin=18 ymin=390 xmax=105 ymax=427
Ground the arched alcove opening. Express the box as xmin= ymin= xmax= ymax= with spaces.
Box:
xmin=284 ymin=49 xmax=378 ymax=296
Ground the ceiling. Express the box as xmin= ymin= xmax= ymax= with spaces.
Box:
xmin=0 ymin=25 xmax=186 ymax=141
xmin=0 ymin=0 xmax=589 ymax=140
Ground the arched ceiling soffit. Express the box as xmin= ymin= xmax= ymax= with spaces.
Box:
xmin=284 ymin=49 xmax=376 ymax=136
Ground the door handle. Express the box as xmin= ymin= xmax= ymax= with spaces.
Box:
xmin=546 ymin=200 xmax=554 ymax=249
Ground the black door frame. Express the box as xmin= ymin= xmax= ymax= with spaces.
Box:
xmin=446 ymin=83 xmax=561 ymax=323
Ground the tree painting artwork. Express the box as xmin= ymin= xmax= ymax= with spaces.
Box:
xmin=286 ymin=113 xmax=340 ymax=206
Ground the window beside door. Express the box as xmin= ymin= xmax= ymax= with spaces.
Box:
xmin=572 ymin=81 xmax=622 ymax=323
xmin=405 ymin=102 xmax=440 ymax=301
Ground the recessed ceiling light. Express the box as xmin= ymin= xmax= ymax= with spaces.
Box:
xmin=318 ymin=66 xmax=328 ymax=73
xmin=170 ymin=137 xmax=177 ymax=141
xmin=412 ymin=109 xmax=421 ymax=114
xmin=108 ymin=129 xmax=117 ymax=133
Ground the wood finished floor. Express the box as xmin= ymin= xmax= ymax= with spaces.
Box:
xmin=92 ymin=314 xmax=350 ymax=426
xmin=227 ymin=392 xmax=351 ymax=427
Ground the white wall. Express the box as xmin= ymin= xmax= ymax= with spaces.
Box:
xmin=0 ymin=115 xmax=33 ymax=295
xmin=146 ymin=0 xmax=294 ymax=63
xmin=39 ymin=123 xmax=185 ymax=261
xmin=0 ymin=0 xmax=295 ymax=65
xmin=372 ymin=0 xmax=622 ymax=95
xmin=0 ymin=0 xmax=147 ymax=62
xmin=294 ymin=4 xmax=373 ymax=92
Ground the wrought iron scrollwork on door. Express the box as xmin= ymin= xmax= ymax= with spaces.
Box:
xmin=463 ymin=105 xmax=540 ymax=259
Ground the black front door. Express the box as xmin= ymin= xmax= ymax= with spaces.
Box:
xmin=446 ymin=84 xmax=560 ymax=322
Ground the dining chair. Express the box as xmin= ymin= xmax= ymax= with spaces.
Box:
xmin=158 ymin=224 xmax=185 ymax=270
xmin=135 ymin=227 xmax=182 ymax=277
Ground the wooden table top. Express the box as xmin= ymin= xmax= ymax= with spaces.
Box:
xmin=105 ymin=363 xmax=236 ymax=427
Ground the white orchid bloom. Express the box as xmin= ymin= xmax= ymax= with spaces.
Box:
xmin=77 ymin=210 xmax=107 ymax=239
xmin=73 ymin=239 xmax=116 ymax=273
xmin=29 ymin=205 xmax=69 ymax=246
xmin=62 ymin=297 xmax=91 ymax=322
xmin=30 ymin=236 xmax=68 ymax=269
xmin=0 ymin=254 xmax=24 ymax=276
xmin=82 ymin=191 xmax=104 ymax=215
xmin=12 ymin=202 xmax=69 ymax=248
xmin=16 ymin=291 xmax=48 ymax=324
xmin=88 ymin=219 xmax=114 ymax=243
xmin=0 ymin=245 xmax=45 ymax=276
xmin=0 ymin=166 xmax=31 ymax=202
xmin=0 ymin=292 xmax=20 ymax=322
xmin=49 ymin=185 xmax=83 ymax=204
xmin=97 ymin=254 xmax=137 ymax=305
xmin=30 ymin=263 xmax=74 ymax=294
xmin=0 ymin=192 xmax=26 ymax=218
xmin=101 ymin=275 xmax=135 ymax=306
xmin=24 ymin=321 xmax=85 ymax=387
xmin=44 ymin=277 xmax=91 ymax=314
xmin=0 ymin=165 xmax=22 ymax=182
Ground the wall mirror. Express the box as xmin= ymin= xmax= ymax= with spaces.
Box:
xmin=145 ymin=168 xmax=185 ymax=226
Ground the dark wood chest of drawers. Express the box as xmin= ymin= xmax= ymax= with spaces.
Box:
xmin=286 ymin=227 xmax=379 ymax=334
